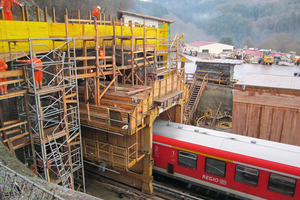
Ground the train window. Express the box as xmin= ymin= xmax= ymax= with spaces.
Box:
xmin=178 ymin=150 xmax=197 ymax=170
xmin=268 ymin=173 xmax=296 ymax=196
xmin=235 ymin=165 xmax=259 ymax=186
xmin=205 ymin=158 xmax=226 ymax=177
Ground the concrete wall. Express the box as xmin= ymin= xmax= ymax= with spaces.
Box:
xmin=199 ymin=43 xmax=233 ymax=54
xmin=122 ymin=14 xmax=158 ymax=27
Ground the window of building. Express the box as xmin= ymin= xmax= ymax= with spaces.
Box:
xmin=223 ymin=49 xmax=232 ymax=52
xmin=268 ymin=173 xmax=296 ymax=196
xmin=235 ymin=165 xmax=259 ymax=186
xmin=178 ymin=150 xmax=197 ymax=169
xmin=202 ymin=49 xmax=209 ymax=53
xmin=205 ymin=158 xmax=226 ymax=177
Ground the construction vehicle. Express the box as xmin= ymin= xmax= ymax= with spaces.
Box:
xmin=258 ymin=49 xmax=273 ymax=65
xmin=295 ymin=56 xmax=300 ymax=65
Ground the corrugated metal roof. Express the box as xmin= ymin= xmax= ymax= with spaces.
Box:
xmin=117 ymin=10 xmax=175 ymax=23
xmin=236 ymin=73 xmax=300 ymax=90
xmin=187 ymin=41 xmax=234 ymax=47
xmin=187 ymin=41 xmax=215 ymax=47
xmin=196 ymin=59 xmax=243 ymax=65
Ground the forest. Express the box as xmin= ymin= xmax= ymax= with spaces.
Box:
xmin=29 ymin=0 xmax=300 ymax=53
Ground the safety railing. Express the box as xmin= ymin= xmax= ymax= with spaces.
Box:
xmin=82 ymin=138 xmax=138 ymax=171
xmin=195 ymin=69 xmax=231 ymax=85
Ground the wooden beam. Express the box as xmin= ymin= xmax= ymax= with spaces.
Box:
xmin=3 ymin=132 xmax=29 ymax=143
xmin=0 ymin=121 xmax=27 ymax=132
xmin=113 ymin=20 xmax=116 ymax=92
xmin=130 ymin=21 xmax=134 ymax=85
xmin=36 ymin=6 xmax=40 ymax=22
xmin=0 ymin=69 xmax=23 ymax=78
xmin=52 ymin=7 xmax=56 ymax=23
xmin=0 ymin=79 xmax=25 ymax=86
xmin=98 ymin=77 xmax=116 ymax=101
xmin=143 ymin=20 xmax=146 ymax=86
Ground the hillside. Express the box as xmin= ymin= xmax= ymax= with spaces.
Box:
xmin=133 ymin=0 xmax=300 ymax=53
xmin=22 ymin=0 xmax=300 ymax=54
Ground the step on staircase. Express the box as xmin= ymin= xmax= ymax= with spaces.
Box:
xmin=187 ymin=85 xmax=201 ymax=110
xmin=184 ymin=75 xmax=208 ymax=124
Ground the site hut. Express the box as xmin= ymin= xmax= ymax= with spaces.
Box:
xmin=232 ymin=73 xmax=300 ymax=146
xmin=184 ymin=41 xmax=234 ymax=56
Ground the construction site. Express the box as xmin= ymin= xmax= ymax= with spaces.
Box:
xmin=1 ymin=3 xmax=300 ymax=200
xmin=0 ymin=4 xmax=190 ymax=199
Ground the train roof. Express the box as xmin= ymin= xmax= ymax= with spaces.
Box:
xmin=153 ymin=120 xmax=300 ymax=168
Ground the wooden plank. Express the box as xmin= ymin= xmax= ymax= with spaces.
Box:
xmin=270 ymin=108 xmax=284 ymax=142
xmin=259 ymin=106 xmax=273 ymax=140
xmin=252 ymin=106 xmax=261 ymax=138
xmin=125 ymin=87 xmax=152 ymax=95
xmin=0 ymin=79 xmax=24 ymax=86
xmin=5 ymin=128 xmax=22 ymax=136
xmin=289 ymin=111 xmax=300 ymax=146
xmin=3 ymin=120 xmax=20 ymax=126
xmin=0 ymin=70 xmax=23 ymax=78
xmin=68 ymin=141 xmax=80 ymax=146
xmin=0 ymin=121 xmax=27 ymax=132
xmin=3 ymin=132 xmax=29 ymax=143
xmin=281 ymin=109 xmax=294 ymax=144
xmin=66 ymin=100 xmax=77 ymax=104
xmin=0 ymin=90 xmax=26 ymax=100
xmin=233 ymin=89 xmax=300 ymax=109
xmin=154 ymin=90 xmax=183 ymax=104
xmin=232 ymin=103 xmax=246 ymax=135
xmin=65 ymin=93 xmax=77 ymax=99
xmin=76 ymin=66 xmax=96 ymax=70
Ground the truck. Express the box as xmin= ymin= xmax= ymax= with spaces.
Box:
xmin=258 ymin=49 xmax=273 ymax=65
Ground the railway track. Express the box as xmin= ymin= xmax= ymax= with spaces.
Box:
xmin=85 ymin=167 xmax=212 ymax=200
xmin=153 ymin=182 xmax=206 ymax=200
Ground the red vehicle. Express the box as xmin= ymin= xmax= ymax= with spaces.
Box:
xmin=153 ymin=120 xmax=300 ymax=200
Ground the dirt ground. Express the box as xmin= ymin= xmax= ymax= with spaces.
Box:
xmin=0 ymin=141 xmax=36 ymax=178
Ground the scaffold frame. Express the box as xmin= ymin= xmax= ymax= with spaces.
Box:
xmin=8 ymin=38 xmax=85 ymax=192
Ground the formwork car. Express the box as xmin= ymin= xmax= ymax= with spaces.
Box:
xmin=153 ymin=120 xmax=300 ymax=200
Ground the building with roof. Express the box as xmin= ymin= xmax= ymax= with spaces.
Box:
xmin=184 ymin=41 xmax=234 ymax=55
xmin=117 ymin=10 xmax=174 ymax=28
xmin=232 ymin=73 xmax=300 ymax=146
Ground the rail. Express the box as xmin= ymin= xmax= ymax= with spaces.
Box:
xmin=153 ymin=182 xmax=204 ymax=200
xmin=185 ymin=73 xmax=195 ymax=85
xmin=0 ymin=162 xmax=63 ymax=200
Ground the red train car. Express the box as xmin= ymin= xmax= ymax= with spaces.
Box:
xmin=153 ymin=120 xmax=300 ymax=200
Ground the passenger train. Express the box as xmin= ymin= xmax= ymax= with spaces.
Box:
xmin=153 ymin=120 xmax=300 ymax=200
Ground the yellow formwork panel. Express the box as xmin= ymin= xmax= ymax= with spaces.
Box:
xmin=0 ymin=20 xmax=169 ymax=55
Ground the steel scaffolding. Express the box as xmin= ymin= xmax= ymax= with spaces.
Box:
xmin=8 ymin=38 xmax=85 ymax=191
